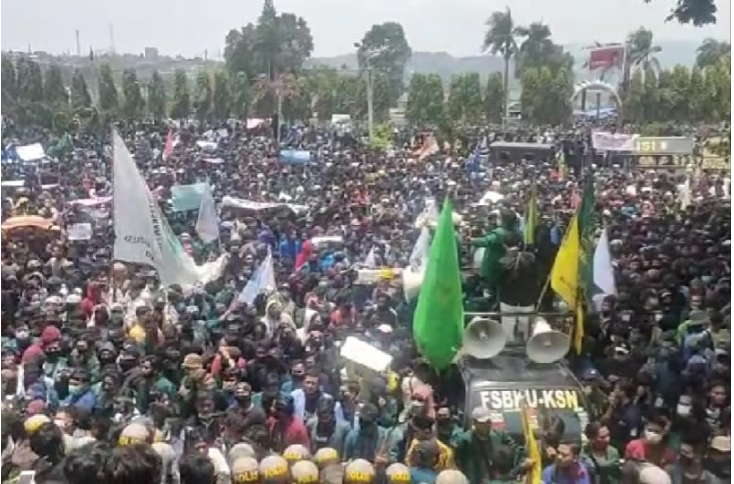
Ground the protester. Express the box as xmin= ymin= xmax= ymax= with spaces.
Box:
xmin=0 ymin=117 xmax=729 ymax=484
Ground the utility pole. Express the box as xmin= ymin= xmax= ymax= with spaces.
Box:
xmin=366 ymin=64 xmax=374 ymax=143
xmin=109 ymin=24 xmax=115 ymax=55
xmin=75 ymin=30 xmax=81 ymax=57
xmin=354 ymin=41 xmax=375 ymax=143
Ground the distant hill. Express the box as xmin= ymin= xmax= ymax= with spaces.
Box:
xmin=308 ymin=39 xmax=703 ymax=81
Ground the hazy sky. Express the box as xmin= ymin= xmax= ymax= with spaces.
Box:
xmin=2 ymin=0 xmax=730 ymax=58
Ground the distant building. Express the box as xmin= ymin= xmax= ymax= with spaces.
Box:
xmin=144 ymin=47 xmax=159 ymax=60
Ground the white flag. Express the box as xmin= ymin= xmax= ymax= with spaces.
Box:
xmin=195 ymin=186 xmax=219 ymax=243
xmin=679 ymin=176 xmax=692 ymax=210
xmin=238 ymin=250 xmax=276 ymax=305
xmin=409 ymin=227 xmax=431 ymax=271
xmin=593 ymin=227 xmax=616 ymax=296
xmin=112 ymin=130 xmax=209 ymax=288
xmin=364 ymin=247 xmax=377 ymax=268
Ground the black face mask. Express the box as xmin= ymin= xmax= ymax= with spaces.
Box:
xmin=359 ymin=418 xmax=376 ymax=433
xmin=118 ymin=359 xmax=137 ymax=372
xmin=45 ymin=349 xmax=61 ymax=360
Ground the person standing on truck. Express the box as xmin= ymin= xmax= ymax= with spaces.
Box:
xmin=454 ymin=407 xmax=521 ymax=484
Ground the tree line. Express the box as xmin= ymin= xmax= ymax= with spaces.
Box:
xmin=0 ymin=0 xmax=729 ymax=135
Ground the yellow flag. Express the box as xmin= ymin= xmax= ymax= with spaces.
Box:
xmin=550 ymin=213 xmax=580 ymax=307
xmin=520 ymin=402 xmax=542 ymax=484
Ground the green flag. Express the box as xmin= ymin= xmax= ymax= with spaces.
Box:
xmin=412 ymin=198 xmax=464 ymax=370
xmin=578 ymin=174 xmax=596 ymax=297
xmin=524 ymin=179 xmax=538 ymax=245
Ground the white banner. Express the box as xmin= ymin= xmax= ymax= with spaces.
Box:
xmin=591 ymin=132 xmax=638 ymax=152
xmin=67 ymin=223 xmax=93 ymax=241
xmin=221 ymin=196 xmax=308 ymax=214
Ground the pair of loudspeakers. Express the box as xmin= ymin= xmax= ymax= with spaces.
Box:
xmin=463 ymin=316 xmax=570 ymax=364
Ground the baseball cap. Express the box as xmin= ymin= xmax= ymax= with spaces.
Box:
xmin=24 ymin=414 xmax=51 ymax=434
xmin=118 ymin=423 xmax=149 ymax=446
xmin=471 ymin=406 xmax=492 ymax=423
xmin=181 ymin=353 xmax=203 ymax=369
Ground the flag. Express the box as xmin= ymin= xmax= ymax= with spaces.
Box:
xmin=520 ymin=402 xmax=542 ymax=484
xmin=112 ymin=129 xmax=225 ymax=288
xmin=550 ymin=212 xmax=581 ymax=310
xmin=593 ymin=227 xmax=616 ymax=296
xmin=364 ymin=247 xmax=377 ymax=268
xmin=575 ymin=175 xmax=596 ymax=352
xmin=412 ymin=198 xmax=464 ymax=370
xmin=524 ymin=180 xmax=538 ymax=245
xmin=409 ymin=226 xmax=431 ymax=271
xmin=465 ymin=144 xmax=481 ymax=174
xmin=195 ymin=186 xmax=219 ymax=243
xmin=679 ymin=175 xmax=692 ymax=210
xmin=414 ymin=134 xmax=439 ymax=161
xmin=556 ymin=151 xmax=567 ymax=181
xmin=238 ymin=250 xmax=276 ymax=306
xmin=578 ymin=175 xmax=597 ymax=298
xmin=163 ymin=130 xmax=174 ymax=161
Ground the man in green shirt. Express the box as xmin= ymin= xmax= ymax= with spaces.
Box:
xmin=470 ymin=210 xmax=522 ymax=298
xmin=454 ymin=407 xmax=522 ymax=484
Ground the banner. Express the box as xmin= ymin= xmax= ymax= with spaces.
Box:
xmin=221 ymin=196 xmax=308 ymax=214
xmin=587 ymin=45 xmax=625 ymax=71
xmin=67 ymin=223 xmax=93 ymax=241
xmin=591 ymin=132 xmax=637 ymax=152
xmin=171 ymin=183 xmax=210 ymax=212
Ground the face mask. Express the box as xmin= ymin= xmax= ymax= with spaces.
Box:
xmin=67 ymin=384 xmax=83 ymax=396
xmin=676 ymin=404 xmax=692 ymax=417
xmin=54 ymin=419 xmax=68 ymax=430
xmin=644 ymin=430 xmax=663 ymax=444
xmin=15 ymin=331 xmax=29 ymax=340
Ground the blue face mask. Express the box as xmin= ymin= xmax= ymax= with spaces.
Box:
xmin=701 ymin=276 xmax=712 ymax=284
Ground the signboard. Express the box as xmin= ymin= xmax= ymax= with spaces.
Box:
xmin=592 ymin=131 xmax=637 ymax=152
xmin=699 ymin=137 xmax=730 ymax=170
xmin=633 ymin=137 xmax=694 ymax=156
xmin=476 ymin=388 xmax=582 ymax=411
xmin=636 ymin=155 xmax=692 ymax=169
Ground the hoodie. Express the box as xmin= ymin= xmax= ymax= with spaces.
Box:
xmin=21 ymin=326 xmax=61 ymax=364
xmin=81 ymin=285 xmax=102 ymax=320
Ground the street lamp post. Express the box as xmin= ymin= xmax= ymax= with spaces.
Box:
xmin=355 ymin=42 xmax=375 ymax=143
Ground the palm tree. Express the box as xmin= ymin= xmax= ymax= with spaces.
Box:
xmin=514 ymin=22 xmax=554 ymax=76
xmin=482 ymin=8 xmax=521 ymax=119
xmin=696 ymin=38 xmax=731 ymax=69
xmin=625 ymin=27 xmax=662 ymax=80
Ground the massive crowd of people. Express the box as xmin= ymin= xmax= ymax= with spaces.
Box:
xmin=0 ymin=119 xmax=730 ymax=484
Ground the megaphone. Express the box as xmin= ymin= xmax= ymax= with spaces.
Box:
xmin=403 ymin=267 xmax=424 ymax=302
xmin=526 ymin=317 xmax=570 ymax=364
xmin=463 ymin=317 xmax=507 ymax=360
